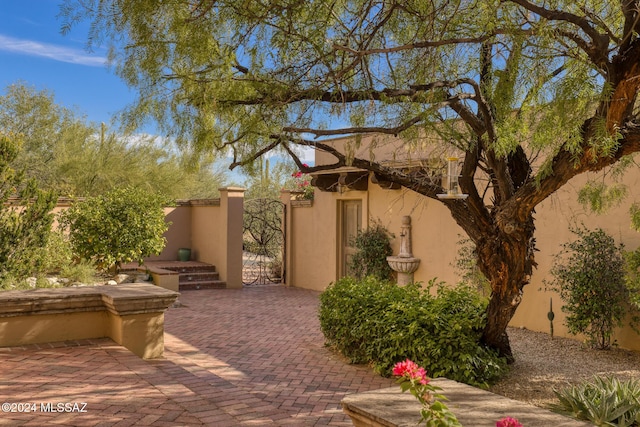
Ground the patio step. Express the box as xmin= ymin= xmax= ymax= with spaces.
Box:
xmin=170 ymin=264 xmax=225 ymax=291
xmin=132 ymin=261 xmax=227 ymax=291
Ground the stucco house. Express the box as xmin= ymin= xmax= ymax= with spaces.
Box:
xmin=280 ymin=134 xmax=640 ymax=351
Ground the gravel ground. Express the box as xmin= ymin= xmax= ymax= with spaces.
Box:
xmin=488 ymin=327 xmax=640 ymax=408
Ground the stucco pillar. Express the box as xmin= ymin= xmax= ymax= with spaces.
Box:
xmin=280 ymin=190 xmax=293 ymax=287
xmin=219 ymin=187 xmax=245 ymax=288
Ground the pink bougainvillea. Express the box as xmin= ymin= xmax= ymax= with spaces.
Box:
xmin=391 ymin=359 xmax=460 ymax=425
xmin=392 ymin=359 xmax=429 ymax=385
xmin=496 ymin=416 xmax=523 ymax=427
xmin=290 ymin=164 xmax=313 ymax=200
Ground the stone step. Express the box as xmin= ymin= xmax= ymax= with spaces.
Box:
xmin=178 ymin=271 xmax=220 ymax=283
xmin=164 ymin=265 xmax=218 ymax=274
xmin=179 ymin=280 xmax=226 ymax=291
xmin=123 ymin=261 xmax=227 ymax=291
xmin=170 ymin=264 xmax=225 ymax=290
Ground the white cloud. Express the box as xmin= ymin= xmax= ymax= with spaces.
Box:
xmin=290 ymin=145 xmax=315 ymax=164
xmin=0 ymin=34 xmax=106 ymax=67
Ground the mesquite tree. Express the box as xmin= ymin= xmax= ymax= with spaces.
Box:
xmin=61 ymin=0 xmax=640 ymax=360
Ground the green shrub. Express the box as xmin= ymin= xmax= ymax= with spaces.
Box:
xmin=60 ymin=186 xmax=172 ymax=272
xmin=548 ymin=226 xmax=631 ymax=349
xmin=551 ymin=376 xmax=640 ymax=426
xmin=319 ymin=276 xmax=506 ymax=387
xmin=623 ymin=249 xmax=640 ymax=311
xmin=60 ymin=259 xmax=98 ymax=284
xmin=350 ymin=222 xmax=394 ymax=281
xmin=0 ymin=134 xmax=58 ymax=285
xmin=29 ymin=229 xmax=74 ymax=275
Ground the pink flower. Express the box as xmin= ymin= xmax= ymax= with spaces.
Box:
xmin=392 ymin=359 xmax=429 ymax=384
xmin=292 ymin=171 xmax=303 ymax=178
xmin=415 ymin=367 xmax=429 ymax=385
xmin=302 ymin=163 xmax=309 ymax=168
xmin=496 ymin=417 xmax=522 ymax=427
xmin=392 ymin=359 xmax=419 ymax=377
xmin=393 ymin=359 xmax=458 ymax=425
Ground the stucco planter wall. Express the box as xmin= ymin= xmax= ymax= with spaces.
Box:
xmin=0 ymin=283 xmax=178 ymax=359
xmin=341 ymin=378 xmax=592 ymax=427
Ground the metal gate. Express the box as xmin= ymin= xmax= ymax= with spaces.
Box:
xmin=242 ymin=198 xmax=284 ymax=285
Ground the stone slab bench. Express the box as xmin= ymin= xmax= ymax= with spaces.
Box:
xmin=342 ymin=378 xmax=593 ymax=427
xmin=0 ymin=283 xmax=179 ymax=359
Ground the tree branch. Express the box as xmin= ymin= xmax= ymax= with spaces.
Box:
xmin=229 ymin=138 xmax=281 ymax=170
xmin=621 ymin=0 xmax=640 ymax=53
xmin=215 ymin=78 xmax=479 ymax=108
xmin=507 ymin=0 xmax=610 ymax=67
xmin=511 ymin=120 xmax=640 ymax=223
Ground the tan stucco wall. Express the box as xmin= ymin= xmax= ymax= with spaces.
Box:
xmin=148 ymin=205 xmax=192 ymax=261
xmin=107 ymin=312 xmax=166 ymax=359
xmin=0 ymin=311 xmax=109 ymax=346
xmin=366 ymin=184 xmax=463 ymax=286
xmin=287 ymin=185 xmax=464 ymax=290
xmin=509 ymin=170 xmax=640 ymax=350
xmin=287 ymin=170 xmax=640 ymax=351
xmin=0 ymin=284 xmax=178 ymax=359
xmin=190 ymin=188 xmax=244 ymax=288
xmin=191 ymin=205 xmax=222 ymax=263
xmin=284 ymin=193 xmax=337 ymax=290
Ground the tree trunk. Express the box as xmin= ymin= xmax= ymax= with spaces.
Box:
xmin=481 ymin=287 xmax=521 ymax=363
xmin=475 ymin=216 xmax=536 ymax=363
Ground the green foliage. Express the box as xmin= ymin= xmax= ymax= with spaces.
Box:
xmin=548 ymin=226 xmax=632 ymax=349
xmin=623 ymin=250 xmax=640 ymax=311
xmin=319 ymin=276 xmax=506 ymax=387
xmin=244 ymin=157 xmax=299 ymax=200
xmin=453 ymin=237 xmax=491 ymax=296
xmin=60 ymin=259 xmax=98 ymax=284
xmin=29 ymin=230 xmax=74 ymax=275
xmin=61 ymin=0 xmax=640 ymax=359
xmin=350 ymin=222 xmax=395 ymax=281
xmin=630 ymin=203 xmax=640 ymax=233
xmin=60 ymin=187 xmax=171 ymax=272
xmin=0 ymin=133 xmax=57 ymax=283
xmin=394 ymin=360 xmax=462 ymax=426
xmin=578 ymin=181 xmax=628 ymax=214
xmin=0 ymin=83 xmax=227 ymax=199
xmin=551 ymin=376 xmax=640 ymax=427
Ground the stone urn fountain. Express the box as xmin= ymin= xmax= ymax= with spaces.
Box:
xmin=386 ymin=216 xmax=421 ymax=285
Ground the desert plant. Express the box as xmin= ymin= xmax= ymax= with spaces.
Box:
xmin=548 ymin=226 xmax=630 ymax=349
xmin=0 ymin=133 xmax=57 ymax=286
xmin=350 ymin=222 xmax=394 ymax=281
xmin=60 ymin=186 xmax=172 ymax=272
xmin=29 ymin=229 xmax=74 ymax=275
xmin=623 ymin=249 xmax=640 ymax=311
xmin=60 ymin=259 xmax=98 ymax=284
xmin=551 ymin=376 xmax=640 ymax=426
xmin=319 ymin=276 xmax=506 ymax=386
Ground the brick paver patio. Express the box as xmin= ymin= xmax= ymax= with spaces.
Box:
xmin=0 ymin=286 xmax=394 ymax=426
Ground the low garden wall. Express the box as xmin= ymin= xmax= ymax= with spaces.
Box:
xmin=341 ymin=378 xmax=592 ymax=427
xmin=0 ymin=284 xmax=178 ymax=359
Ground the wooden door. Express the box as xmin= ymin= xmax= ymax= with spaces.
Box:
xmin=339 ymin=200 xmax=362 ymax=278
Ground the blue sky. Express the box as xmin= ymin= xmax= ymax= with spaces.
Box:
xmin=0 ymin=1 xmax=313 ymax=178
xmin=0 ymin=1 xmax=133 ymax=125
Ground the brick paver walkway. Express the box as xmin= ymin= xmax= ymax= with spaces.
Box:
xmin=0 ymin=286 xmax=394 ymax=426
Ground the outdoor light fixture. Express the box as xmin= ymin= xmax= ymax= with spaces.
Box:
xmin=436 ymin=157 xmax=468 ymax=200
